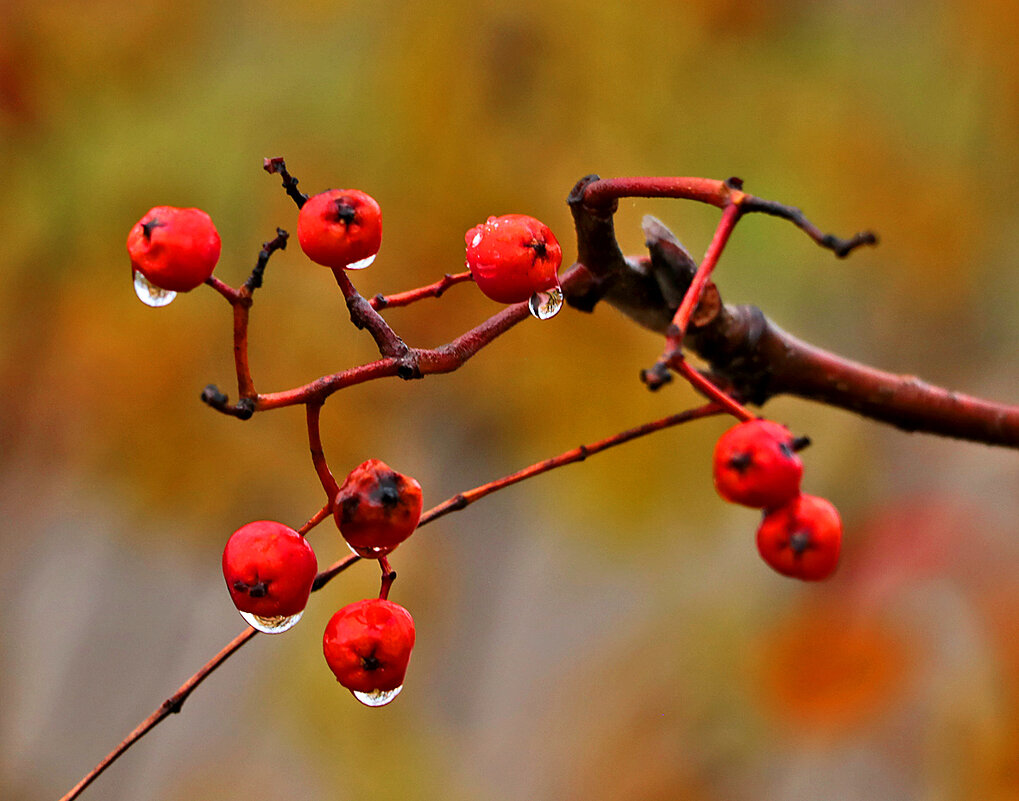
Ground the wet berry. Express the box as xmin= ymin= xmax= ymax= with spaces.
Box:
xmin=222 ymin=521 xmax=318 ymax=631
xmin=297 ymin=189 xmax=382 ymax=270
xmin=323 ymin=598 xmax=416 ymax=705
xmin=464 ymin=214 xmax=562 ymax=304
xmin=127 ymin=206 xmax=221 ymax=292
xmin=334 ymin=459 xmax=423 ymax=558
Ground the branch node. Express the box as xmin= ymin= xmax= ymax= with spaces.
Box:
xmin=640 ymin=362 xmax=673 ymax=391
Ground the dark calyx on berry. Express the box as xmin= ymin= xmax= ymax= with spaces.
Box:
xmin=233 ymin=579 xmax=270 ymax=598
xmin=371 ymin=474 xmax=402 ymax=508
xmin=141 ymin=218 xmax=165 ymax=239
xmin=361 ymin=652 xmax=381 ymax=671
xmin=332 ymin=199 xmax=357 ymax=224
xmin=728 ymin=452 xmax=753 ymax=473
xmin=524 ymin=238 xmax=548 ymax=260
xmin=788 ymin=530 xmax=811 ymax=555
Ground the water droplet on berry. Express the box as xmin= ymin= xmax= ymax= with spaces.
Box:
xmin=528 ymin=285 xmax=563 ymax=320
xmin=238 ymin=610 xmax=304 ymax=634
xmin=345 ymin=540 xmax=387 ymax=559
xmin=344 ymin=253 xmax=377 ymax=271
xmin=353 ymin=686 xmax=403 ymax=707
xmin=133 ymin=270 xmax=177 ymax=307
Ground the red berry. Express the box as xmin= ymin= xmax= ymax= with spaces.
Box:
xmin=222 ymin=521 xmax=318 ymax=633
xmin=127 ymin=206 xmax=221 ymax=292
xmin=334 ymin=459 xmax=423 ymax=558
xmin=713 ymin=419 xmax=804 ymax=509
xmin=756 ymin=494 xmax=843 ymax=581
xmin=464 ymin=214 xmax=563 ymax=304
xmin=323 ymin=598 xmax=416 ymax=706
xmin=297 ymin=189 xmax=382 ymax=270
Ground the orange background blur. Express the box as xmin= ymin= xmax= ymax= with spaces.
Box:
xmin=3 ymin=2 xmax=1019 ymax=800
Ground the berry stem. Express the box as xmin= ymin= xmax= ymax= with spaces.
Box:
xmin=307 ymin=400 xmax=340 ymax=500
xmin=671 ymin=359 xmax=755 ymax=421
xmin=369 ymin=271 xmax=474 ymax=310
xmin=665 ymin=200 xmax=743 ymax=351
xmin=378 ymin=556 xmax=396 ymax=600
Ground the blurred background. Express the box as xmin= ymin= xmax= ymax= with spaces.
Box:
xmin=2 ymin=1 xmax=1019 ymax=799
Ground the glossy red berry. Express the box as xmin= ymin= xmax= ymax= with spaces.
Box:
xmin=713 ymin=419 xmax=805 ymax=509
xmin=334 ymin=459 xmax=423 ymax=558
xmin=464 ymin=214 xmax=563 ymax=307
xmin=127 ymin=206 xmax=221 ymax=294
xmin=323 ymin=598 xmax=416 ymax=706
xmin=756 ymin=493 xmax=843 ymax=581
xmin=297 ymin=189 xmax=382 ymax=270
xmin=222 ymin=521 xmax=318 ymax=633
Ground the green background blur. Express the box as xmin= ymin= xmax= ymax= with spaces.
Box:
xmin=3 ymin=1 xmax=1019 ymax=799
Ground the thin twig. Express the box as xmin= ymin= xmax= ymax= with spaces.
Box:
xmin=370 ymin=271 xmax=474 ymax=310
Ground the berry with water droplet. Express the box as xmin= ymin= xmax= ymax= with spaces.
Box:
xmin=323 ymin=598 xmax=416 ymax=706
xmin=222 ymin=521 xmax=318 ymax=633
xmin=464 ymin=214 xmax=563 ymax=311
xmin=713 ymin=419 xmax=805 ymax=509
xmin=334 ymin=459 xmax=423 ymax=558
xmin=756 ymin=493 xmax=842 ymax=581
xmin=297 ymin=189 xmax=382 ymax=270
xmin=127 ymin=207 xmax=221 ymax=299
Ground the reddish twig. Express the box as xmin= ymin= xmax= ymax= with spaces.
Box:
xmin=419 ymin=401 xmax=724 ymax=526
xmin=370 ymin=271 xmax=474 ymax=310
xmin=252 ymin=264 xmax=588 ymax=410
xmin=307 ymin=400 xmax=339 ymax=500
xmin=331 ymin=267 xmax=409 ymax=358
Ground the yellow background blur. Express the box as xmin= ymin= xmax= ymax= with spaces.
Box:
xmin=3 ymin=1 xmax=1019 ymax=799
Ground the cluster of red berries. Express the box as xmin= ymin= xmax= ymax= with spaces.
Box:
xmin=127 ymin=197 xmax=564 ymax=323
xmin=125 ymin=170 xmax=573 ymax=709
xmin=713 ymin=419 xmax=842 ymax=580
xmin=221 ymin=459 xmax=422 ymax=706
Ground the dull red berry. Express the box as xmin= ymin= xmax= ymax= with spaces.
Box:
xmin=127 ymin=206 xmax=221 ymax=297
xmin=464 ymin=214 xmax=563 ymax=318
xmin=297 ymin=189 xmax=382 ymax=270
xmin=713 ymin=419 xmax=805 ymax=509
xmin=756 ymin=493 xmax=843 ymax=581
xmin=323 ymin=598 xmax=416 ymax=706
xmin=222 ymin=521 xmax=318 ymax=633
xmin=334 ymin=459 xmax=423 ymax=558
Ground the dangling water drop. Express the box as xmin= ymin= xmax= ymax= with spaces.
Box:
xmin=133 ymin=270 xmax=176 ymax=307
xmin=528 ymin=285 xmax=563 ymax=320
xmin=239 ymin=609 xmax=304 ymax=634
xmin=344 ymin=253 xmax=377 ymax=271
xmin=353 ymin=685 xmax=403 ymax=707
xmin=345 ymin=540 xmax=388 ymax=559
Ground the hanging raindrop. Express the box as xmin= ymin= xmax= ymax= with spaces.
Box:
xmin=133 ymin=270 xmax=176 ymax=307
xmin=352 ymin=686 xmax=403 ymax=707
xmin=528 ymin=285 xmax=563 ymax=320
xmin=344 ymin=253 xmax=377 ymax=271
xmin=239 ymin=609 xmax=304 ymax=634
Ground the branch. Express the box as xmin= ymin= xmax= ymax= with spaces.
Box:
xmin=567 ymin=176 xmax=1019 ymax=448
xmin=370 ymin=271 xmax=474 ymax=310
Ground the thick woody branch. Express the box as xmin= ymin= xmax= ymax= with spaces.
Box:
xmin=567 ymin=179 xmax=1019 ymax=448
